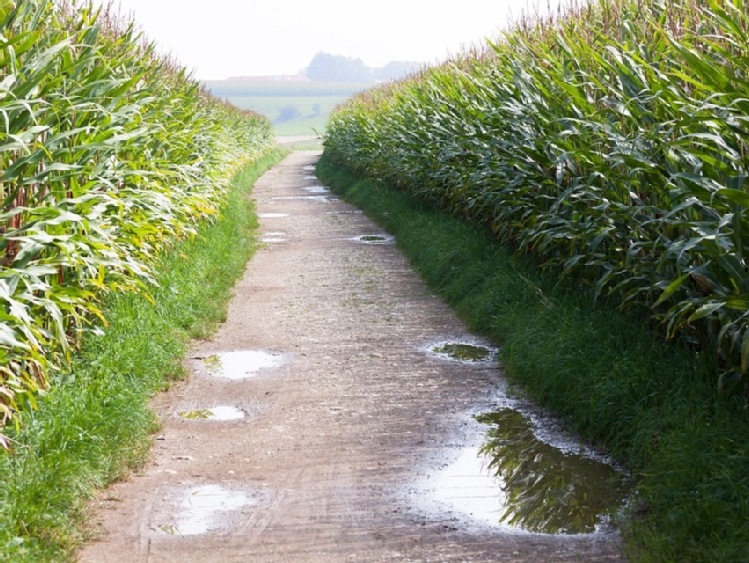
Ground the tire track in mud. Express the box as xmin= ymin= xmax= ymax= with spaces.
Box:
xmin=79 ymin=152 xmax=624 ymax=562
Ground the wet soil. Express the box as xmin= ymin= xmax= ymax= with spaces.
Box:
xmin=78 ymin=152 xmax=625 ymax=562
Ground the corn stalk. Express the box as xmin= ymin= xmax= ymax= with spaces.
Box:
xmin=0 ymin=0 xmax=274 ymax=445
xmin=324 ymin=0 xmax=749 ymax=391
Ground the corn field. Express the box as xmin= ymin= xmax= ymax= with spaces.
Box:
xmin=324 ymin=0 xmax=749 ymax=390
xmin=0 ymin=0 xmax=274 ymax=443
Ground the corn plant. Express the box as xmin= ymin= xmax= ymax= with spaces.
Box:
xmin=324 ymin=0 xmax=749 ymax=391
xmin=0 ymin=0 xmax=274 ymax=445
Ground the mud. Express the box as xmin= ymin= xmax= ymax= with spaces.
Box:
xmin=78 ymin=152 xmax=625 ymax=562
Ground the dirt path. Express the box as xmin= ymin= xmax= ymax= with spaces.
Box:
xmin=79 ymin=152 xmax=624 ymax=562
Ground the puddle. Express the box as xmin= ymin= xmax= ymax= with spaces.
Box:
xmin=303 ymin=185 xmax=329 ymax=193
xmin=433 ymin=446 xmax=506 ymax=527
xmin=204 ymin=350 xmax=285 ymax=379
xmin=161 ymin=485 xmax=255 ymax=536
xmin=271 ymin=195 xmax=330 ymax=201
xmin=177 ymin=409 xmax=212 ymax=420
xmin=433 ymin=343 xmax=493 ymax=362
xmin=302 ymin=164 xmax=316 ymax=171
xmin=258 ymin=213 xmax=289 ymax=218
xmin=326 ymin=210 xmax=363 ymax=216
xmin=474 ymin=408 xmax=628 ymax=534
xmin=352 ymin=234 xmax=395 ymax=245
xmin=422 ymin=409 xmax=627 ymax=536
xmin=178 ymin=406 xmax=245 ymax=421
xmin=261 ymin=231 xmax=287 ymax=243
xmin=428 ymin=341 xmax=497 ymax=364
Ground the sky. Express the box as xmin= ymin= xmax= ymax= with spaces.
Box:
xmin=94 ymin=0 xmax=566 ymax=80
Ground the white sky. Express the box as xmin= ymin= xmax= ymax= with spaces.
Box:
xmin=94 ymin=0 xmax=565 ymax=80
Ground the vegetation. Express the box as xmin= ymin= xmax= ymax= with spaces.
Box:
xmin=0 ymin=0 xmax=274 ymax=443
xmin=224 ymin=94 xmax=338 ymax=136
xmin=321 ymin=0 xmax=749 ymax=559
xmin=0 ymin=149 xmax=285 ymax=561
xmin=203 ymin=54 xmax=422 ymax=136
xmin=317 ymin=157 xmax=749 ymax=562
xmin=324 ymin=0 xmax=749 ymax=389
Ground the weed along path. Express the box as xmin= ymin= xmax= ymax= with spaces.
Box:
xmin=79 ymin=152 xmax=625 ymax=562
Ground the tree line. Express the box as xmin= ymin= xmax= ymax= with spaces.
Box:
xmin=305 ymin=52 xmax=421 ymax=82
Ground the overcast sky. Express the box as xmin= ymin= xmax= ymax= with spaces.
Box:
xmin=94 ymin=0 xmax=567 ymax=80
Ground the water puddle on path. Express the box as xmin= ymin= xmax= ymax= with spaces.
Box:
xmin=177 ymin=406 xmax=245 ymax=421
xmin=303 ymin=185 xmax=329 ymax=193
xmin=271 ymin=195 xmax=332 ymax=203
xmin=302 ymin=164 xmax=316 ymax=171
xmin=258 ymin=213 xmax=289 ymax=219
xmin=261 ymin=231 xmax=287 ymax=243
xmin=426 ymin=407 xmax=628 ymax=536
xmin=432 ymin=342 xmax=495 ymax=363
xmin=426 ymin=340 xmax=498 ymax=364
xmin=204 ymin=350 xmax=286 ymax=380
xmin=418 ymin=338 xmax=627 ymax=535
xmin=351 ymin=234 xmax=395 ymax=245
xmin=472 ymin=408 xmax=629 ymax=534
xmin=159 ymin=485 xmax=255 ymax=536
xmin=433 ymin=446 xmax=506 ymax=527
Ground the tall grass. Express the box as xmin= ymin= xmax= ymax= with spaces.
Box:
xmin=0 ymin=0 xmax=274 ymax=440
xmin=324 ymin=0 xmax=749 ymax=392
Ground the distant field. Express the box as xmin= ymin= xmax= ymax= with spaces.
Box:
xmin=204 ymin=79 xmax=371 ymax=136
xmin=225 ymin=95 xmax=346 ymax=136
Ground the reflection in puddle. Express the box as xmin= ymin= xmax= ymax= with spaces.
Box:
xmin=302 ymin=164 xmax=316 ymax=171
xmin=178 ymin=409 xmax=212 ymax=420
xmin=258 ymin=213 xmax=289 ymax=218
xmin=434 ymin=447 xmax=506 ymax=527
xmin=271 ymin=195 xmax=331 ymax=202
xmin=433 ymin=342 xmax=494 ymax=362
xmin=352 ymin=234 xmax=395 ymax=245
xmin=205 ymin=350 xmax=285 ymax=379
xmin=428 ymin=341 xmax=497 ymax=364
xmin=476 ymin=408 xmax=628 ymax=534
xmin=261 ymin=231 xmax=287 ymax=243
xmin=303 ymin=185 xmax=329 ymax=193
xmin=166 ymin=485 xmax=254 ymax=536
xmin=178 ymin=406 xmax=245 ymax=421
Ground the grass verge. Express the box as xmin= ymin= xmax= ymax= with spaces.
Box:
xmin=317 ymin=155 xmax=749 ymax=562
xmin=0 ymin=148 xmax=287 ymax=562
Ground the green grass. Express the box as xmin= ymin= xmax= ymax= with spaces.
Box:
xmin=317 ymin=155 xmax=749 ymax=562
xmin=0 ymin=149 xmax=286 ymax=562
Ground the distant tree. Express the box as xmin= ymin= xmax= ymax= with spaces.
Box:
xmin=305 ymin=52 xmax=372 ymax=82
xmin=374 ymin=61 xmax=422 ymax=82
xmin=275 ymin=104 xmax=301 ymax=123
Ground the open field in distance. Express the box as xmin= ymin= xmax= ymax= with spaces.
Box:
xmin=204 ymin=78 xmax=371 ymax=136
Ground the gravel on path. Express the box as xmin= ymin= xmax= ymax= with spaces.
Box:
xmin=78 ymin=152 xmax=624 ymax=562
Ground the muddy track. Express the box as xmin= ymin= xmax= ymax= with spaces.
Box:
xmin=79 ymin=152 xmax=624 ymax=562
